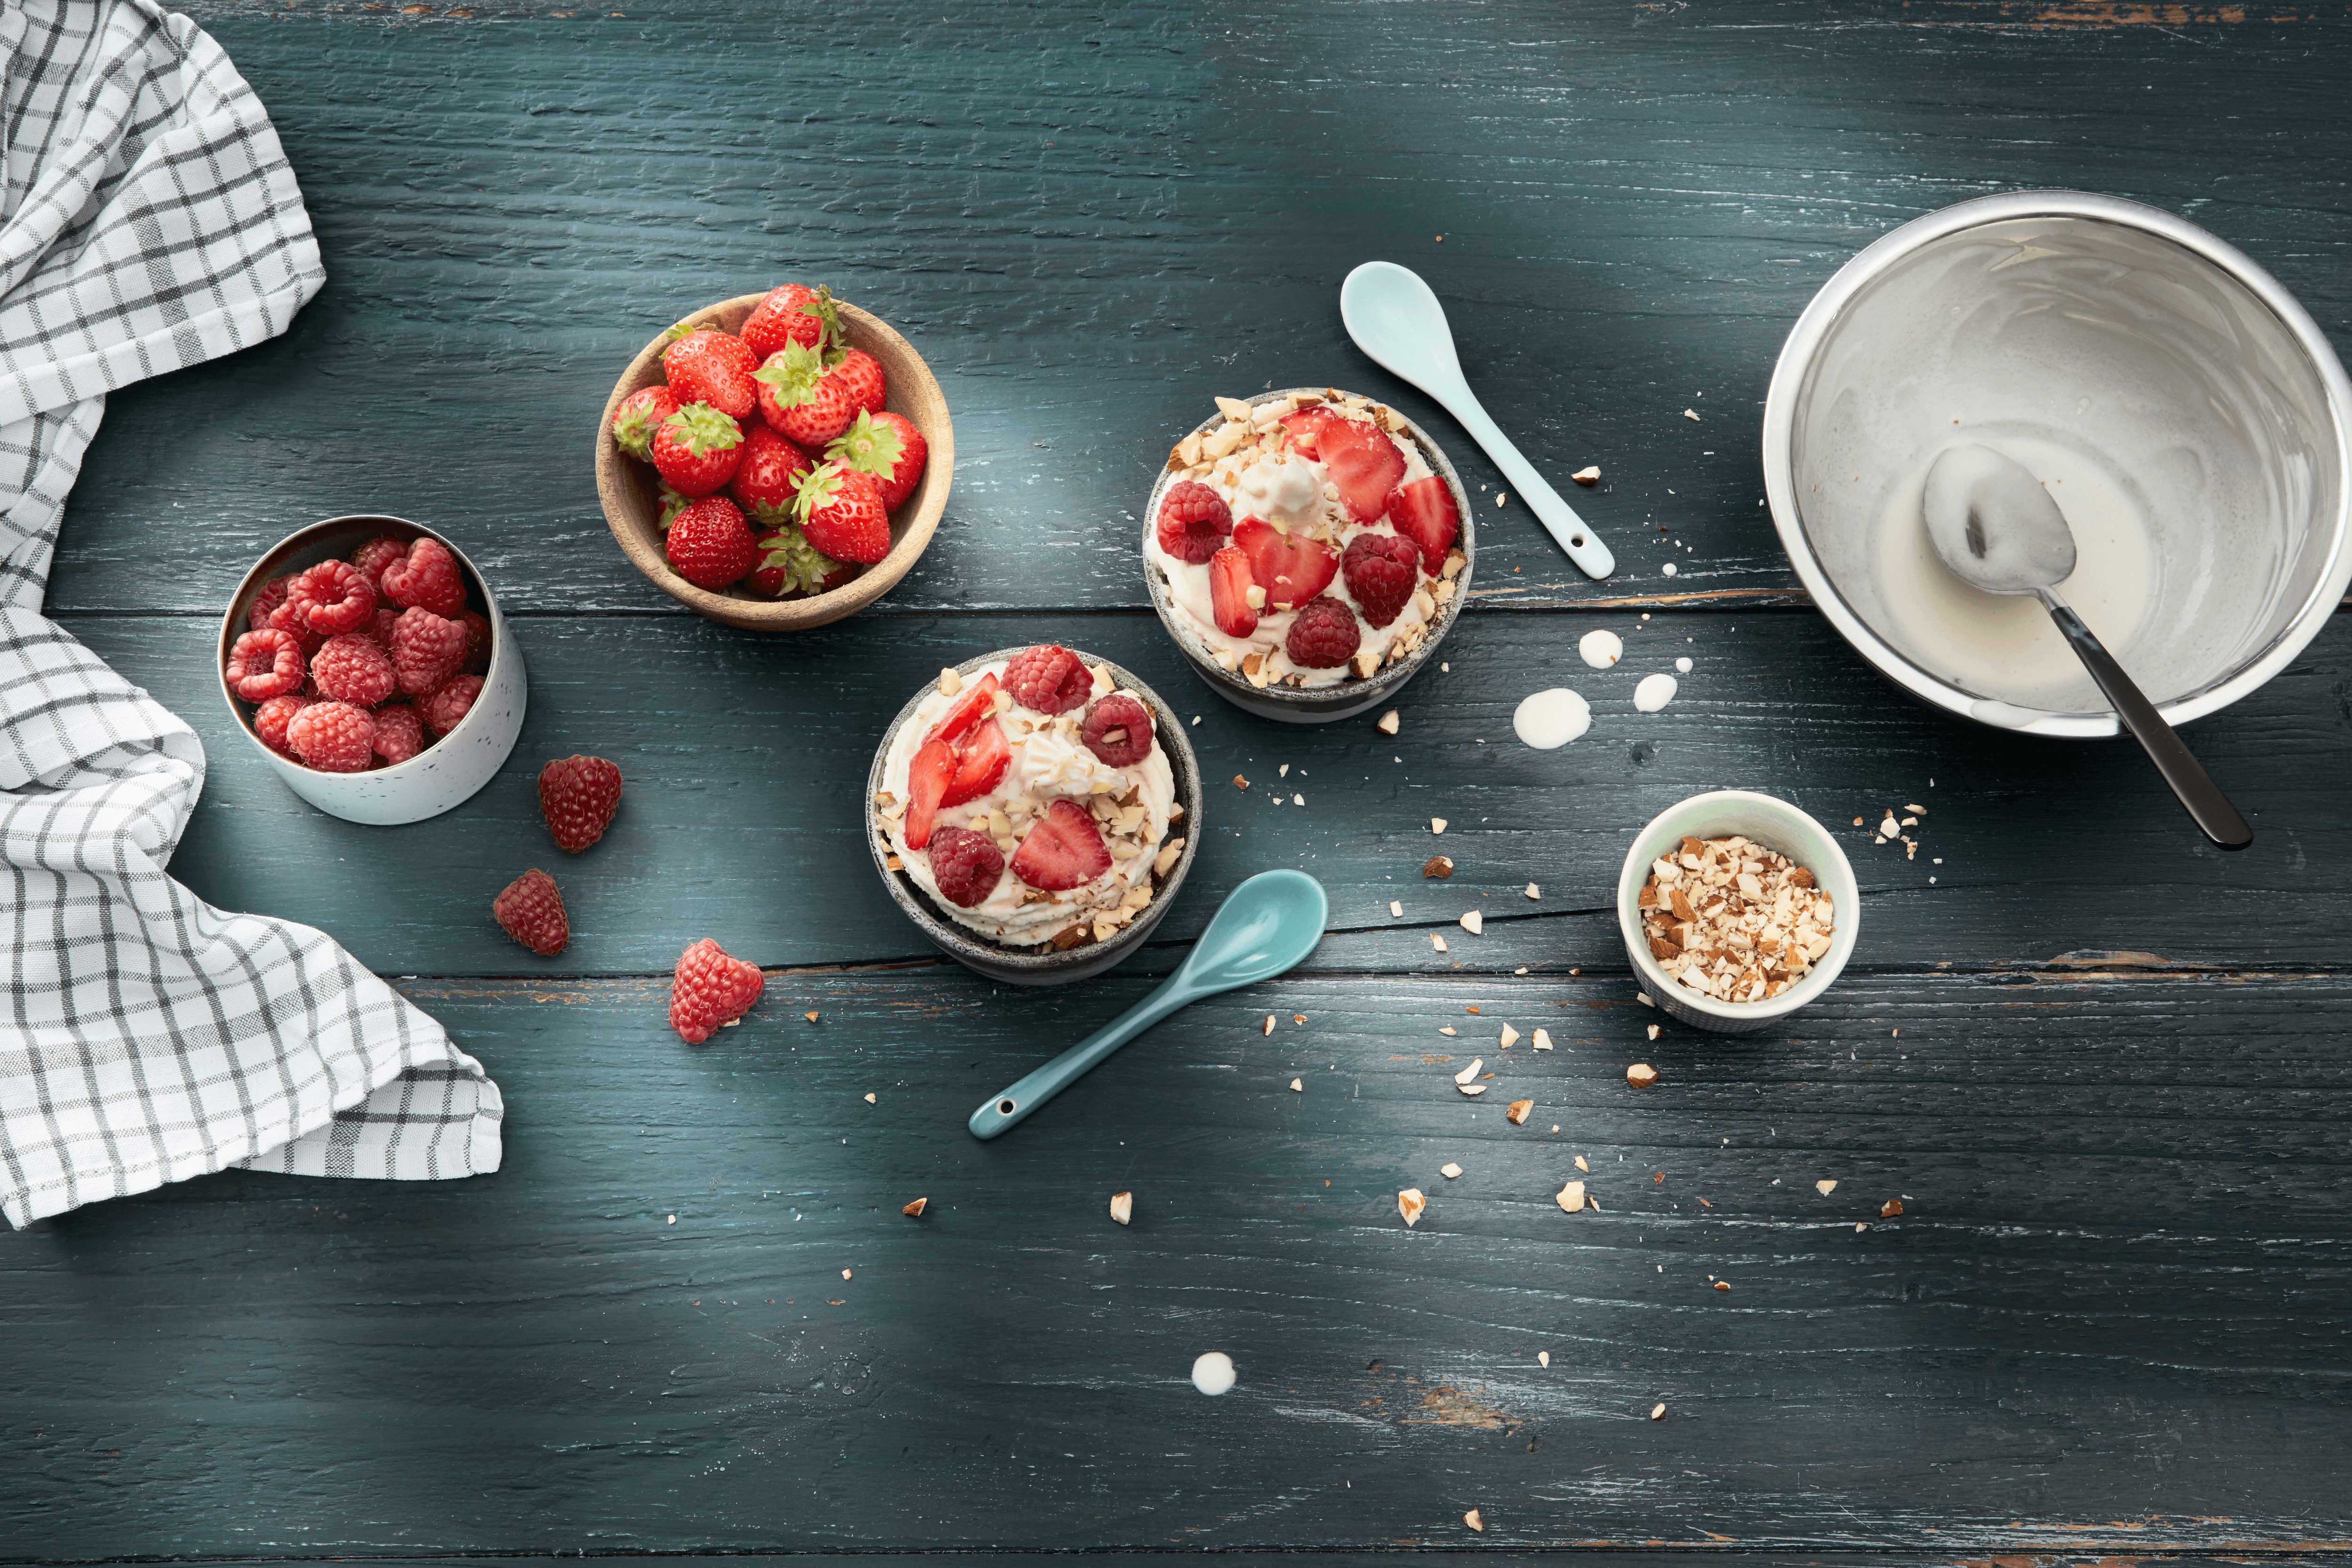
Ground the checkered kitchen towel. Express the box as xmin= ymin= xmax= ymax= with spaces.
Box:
xmin=0 ymin=0 xmax=501 ymax=1227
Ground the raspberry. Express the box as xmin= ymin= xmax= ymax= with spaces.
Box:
xmin=538 ymin=754 xmax=623 ymax=853
xmin=1001 ymin=644 xmax=1093 ymax=715
xmin=379 ymin=536 xmax=468 ymax=618
xmin=264 ymin=596 xmax=324 ymax=655
xmin=390 ymin=606 xmax=466 ymax=695
xmin=418 ymin=674 xmax=483 ymax=737
xmin=253 ymin=693 xmax=311 ymax=755
xmin=1079 ymin=693 xmax=1154 ymax=767
xmin=371 ymin=702 xmax=424 ymax=765
xmin=286 ymin=559 xmax=376 ymax=636
xmin=357 ymin=607 xmax=400 ymax=651
xmin=1155 ymin=480 xmax=1233 ymax=564
xmin=248 ymin=575 xmax=290 ymax=633
xmin=925 ymin=825 xmax=1005 ymax=909
xmin=226 ymin=628 xmax=306 ymax=700
xmin=310 ymin=633 xmax=396 ymax=706
xmin=669 ymin=937 xmax=764 ymax=1043
xmin=349 ymin=536 xmax=408 ymax=590
xmin=285 ymin=700 xmax=375 ymax=773
xmin=1341 ymin=531 xmax=1421 ymax=629
xmin=493 ymin=868 xmax=570 ymax=957
xmin=457 ymin=610 xmax=492 ymax=674
xmin=1283 ymin=595 xmax=1361 ymax=670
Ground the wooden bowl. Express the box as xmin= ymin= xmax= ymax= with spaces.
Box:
xmin=594 ymin=293 xmax=953 ymax=630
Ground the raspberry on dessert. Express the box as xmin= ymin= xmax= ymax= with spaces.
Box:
xmin=309 ymin=633 xmax=397 ymax=707
xmin=669 ymin=937 xmax=764 ymax=1043
xmin=610 ymin=385 xmax=683 ymax=462
xmin=248 ymin=575 xmax=290 ymax=633
xmin=665 ymin=494 xmax=756 ymax=589
xmin=940 ymin=719 xmax=1011 ymax=807
xmin=660 ymin=329 xmax=760 ymax=421
xmin=1208 ymin=546 xmax=1257 ymax=637
xmin=417 ymin=675 xmax=483 ymax=737
xmin=652 ymin=402 xmax=746 ymax=497
xmin=925 ymin=825 xmax=1005 ymax=909
xmin=1001 ymin=644 xmax=1094 ymax=715
xmin=1385 ymin=475 xmax=1461 ymax=571
xmin=1156 ymin=480 xmax=1233 ymax=564
xmin=287 ymin=559 xmax=376 ymax=636
xmin=538 ymin=754 xmax=623 ymax=853
xmin=1341 ymin=531 xmax=1421 ymax=628
xmin=493 ymin=868 xmax=570 ymax=957
xmin=252 ymin=692 xmax=312 ymax=754
xmin=349 ymin=536 xmax=409 ymax=591
xmin=1316 ymin=415 xmax=1407 ymax=522
xmin=390 ymin=605 xmax=467 ymax=695
xmin=457 ymin=610 xmax=492 ymax=674
xmin=729 ymin=420 xmax=815 ymax=525
xmin=901 ymin=737 xmax=956 ymax=850
xmin=372 ymin=702 xmax=424 ymax=765
xmin=226 ymin=628 xmax=306 ymax=700
xmin=379 ymin=537 xmax=469 ymax=618
xmin=285 ymin=700 xmax=375 ymax=773
xmin=1232 ymin=517 xmax=1338 ymax=610
xmin=1010 ymin=798 xmax=1113 ymax=891
xmin=1284 ymin=595 xmax=1361 ymax=669
xmin=1080 ymin=693 xmax=1154 ymax=767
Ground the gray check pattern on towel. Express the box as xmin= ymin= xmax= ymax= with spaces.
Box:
xmin=0 ymin=0 xmax=501 ymax=1227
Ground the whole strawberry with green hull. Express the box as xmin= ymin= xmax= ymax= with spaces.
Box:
xmin=611 ymin=385 xmax=682 ymax=460
xmin=740 ymin=283 xmax=841 ymax=363
xmin=749 ymin=525 xmax=848 ymax=599
xmin=826 ymin=409 xmax=925 ymax=509
xmin=754 ymin=342 xmax=858 ymax=448
xmin=825 ymin=346 xmax=887 ymax=420
xmin=791 ymin=462 xmax=891 ymax=565
xmin=666 ymin=494 xmax=756 ymax=589
xmin=729 ymin=421 xmax=815 ymax=524
xmin=651 ymin=403 xmax=744 ymax=497
xmin=660 ymin=327 xmax=758 ymax=420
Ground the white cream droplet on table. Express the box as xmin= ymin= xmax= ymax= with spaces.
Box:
xmin=1633 ymin=673 xmax=1678 ymax=712
xmin=1675 ymin=656 xmax=1692 ymax=673
xmin=1577 ymin=629 xmax=1622 ymax=669
xmin=1192 ymin=1351 xmax=1236 ymax=1396
xmin=1513 ymin=688 xmax=1591 ymax=749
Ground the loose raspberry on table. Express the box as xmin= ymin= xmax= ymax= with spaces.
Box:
xmin=1155 ymin=480 xmax=1233 ymax=564
xmin=418 ymin=674 xmax=483 ymax=737
xmin=349 ymin=536 xmax=408 ymax=591
xmin=1079 ymin=692 xmax=1154 ymax=767
xmin=669 ymin=937 xmax=764 ymax=1043
xmin=310 ymin=633 xmax=397 ymax=707
xmin=253 ymin=693 xmax=312 ymax=754
xmin=371 ymin=702 xmax=424 ymax=765
xmin=493 ymin=868 xmax=570 ymax=957
xmin=226 ymin=628 xmax=306 ymax=700
xmin=538 ymin=754 xmax=623 ymax=853
xmin=1341 ymin=531 xmax=1420 ymax=629
xmin=390 ymin=606 xmax=467 ymax=695
xmin=1284 ymin=594 xmax=1362 ymax=669
xmin=287 ymin=559 xmax=376 ymax=636
xmin=1001 ymin=643 xmax=1094 ymax=715
xmin=379 ymin=536 xmax=468 ymax=618
xmin=286 ymin=700 xmax=375 ymax=773
xmin=925 ymin=825 xmax=1005 ymax=909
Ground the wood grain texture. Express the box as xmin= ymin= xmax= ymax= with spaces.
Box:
xmin=38 ymin=0 xmax=2352 ymax=617
xmin=3 ymin=968 xmax=2346 ymax=1555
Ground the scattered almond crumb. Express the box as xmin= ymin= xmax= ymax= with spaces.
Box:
xmin=1423 ymin=855 xmax=1454 ymax=878
xmin=1453 ymin=1058 xmax=1484 ymax=1085
xmin=1906 ymin=804 xmax=1927 ymax=815
xmin=1498 ymin=1023 xmax=1519 ymax=1048
xmin=1464 ymin=1508 xmax=1484 ymax=1533
xmin=863 ymin=1092 xmax=876 ymax=1104
xmin=1881 ymin=1198 xmax=1904 ymax=1218
xmin=1556 ymin=1180 xmax=1586 ymax=1213
xmin=902 ymin=1197 xmax=927 ymax=1218
xmin=1377 ymin=709 xmax=1400 ymax=735
xmin=1645 ymin=1023 xmax=1660 ymax=1041
xmin=1856 ymin=1221 xmax=1867 ymax=1232
xmin=1714 ymin=1280 xmax=1730 ymax=1291
xmin=1110 ymin=1191 xmax=1133 ymax=1226
xmin=1626 ymin=1062 xmax=1659 ymax=1088
xmin=1439 ymin=1026 xmax=1457 ymax=1037
xmin=1262 ymin=1015 xmax=1275 ymax=1036
xmin=1651 ymin=1402 xmax=1666 ymax=1420
xmin=1574 ymin=1155 xmax=1589 ymax=1172
xmin=842 ymin=1269 xmax=852 ymax=1281
xmin=1457 ymin=1083 xmax=1487 ymax=1097
xmin=1398 ymin=1188 xmax=1426 ymax=1227
xmin=804 ymin=1011 xmax=820 ymax=1023
xmin=1815 ymin=1179 xmax=1837 ymax=1196
xmin=1684 ymin=408 xmax=1700 ymax=421
xmin=1430 ymin=817 xmax=1447 ymax=835
xmin=1460 ymin=909 xmax=1483 ymax=935
xmin=1233 ymin=774 xmax=1249 ymax=790
xmin=1390 ymin=899 xmax=1403 ymax=916
xmin=1431 ymin=934 xmax=1448 ymax=952
xmin=1636 ymin=993 xmax=1653 ymax=1008
xmin=1294 ymin=1014 xmax=1307 ymax=1025
xmin=1524 ymin=883 xmax=1540 ymax=899
xmin=1506 ymin=1098 xmax=1532 ymax=1125
xmin=1538 ymin=1350 xmax=1551 ymax=1366
xmin=1289 ymin=1077 xmax=1303 ymax=1092
xmin=1532 ymin=1028 xmax=1553 ymax=1051
xmin=1441 ymin=1162 xmax=1463 ymax=1179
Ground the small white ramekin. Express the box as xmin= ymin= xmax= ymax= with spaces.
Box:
xmin=216 ymin=515 xmax=527 ymax=826
xmin=1616 ymin=790 xmax=1861 ymax=1035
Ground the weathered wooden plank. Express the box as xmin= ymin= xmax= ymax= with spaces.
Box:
xmin=4 ymin=968 xmax=2346 ymax=1555
xmin=57 ymin=605 xmax=2352 ymax=977
xmin=42 ymin=0 xmax=2352 ymax=617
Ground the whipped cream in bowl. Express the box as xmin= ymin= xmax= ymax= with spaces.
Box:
xmin=866 ymin=646 xmax=1203 ymax=986
xmin=1142 ymin=388 xmax=1476 ymax=724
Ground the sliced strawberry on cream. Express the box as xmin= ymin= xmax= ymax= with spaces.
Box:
xmin=1316 ymin=416 xmax=1406 ymax=522
xmin=1276 ymin=404 xmax=1343 ymax=459
xmin=903 ymin=737 xmax=956 ymax=849
xmin=927 ymin=671 xmax=1001 ymax=744
xmin=1010 ymin=799 xmax=1113 ymax=891
xmin=1209 ymin=546 xmax=1258 ymax=637
xmin=1385 ymin=476 xmax=1461 ymax=571
xmin=940 ymin=718 xmax=1010 ymax=806
xmin=1232 ymin=517 xmax=1337 ymax=610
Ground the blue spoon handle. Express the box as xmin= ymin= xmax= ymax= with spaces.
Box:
xmin=968 ymin=976 xmax=1195 ymax=1139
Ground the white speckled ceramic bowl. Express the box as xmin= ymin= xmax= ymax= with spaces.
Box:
xmin=1616 ymin=790 xmax=1860 ymax=1035
xmin=217 ymin=516 xmax=526 ymax=826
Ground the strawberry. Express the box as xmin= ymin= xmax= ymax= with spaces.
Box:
xmin=1384 ymin=475 xmax=1460 ymax=571
xmin=1341 ymin=531 xmax=1420 ymax=628
xmin=660 ymin=328 xmax=758 ymax=420
xmin=1232 ymin=516 xmax=1338 ymax=610
xmin=926 ymin=672 xmax=1002 ymax=745
xmin=749 ymin=525 xmax=847 ymax=598
xmin=1208 ymin=546 xmax=1257 ymax=638
xmin=740 ymin=283 xmax=841 ymax=363
xmin=826 ymin=409 xmax=925 ymax=509
xmin=611 ymin=385 xmax=682 ymax=461
xmin=754 ymin=342 xmax=858 ymax=448
xmin=940 ymin=719 xmax=1010 ymax=807
xmin=668 ymin=937 xmax=764 ymax=1043
xmin=791 ymin=462 xmax=891 ymax=565
xmin=493 ymin=868 xmax=569 ymax=957
xmin=651 ymin=402 xmax=744 ymax=497
xmin=1316 ymin=415 xmax=1406 ymax=522
xmin=729 ymin=420 xmax=814 ymax=523
xmin=1010 ymin=798 xmax=1112 ymax=891
xmin=665 ymin=495 xmax=756 ymax=589
xmin=826 ymin=347 xmax=887 ymax=419
xmin=1277 ymin=404 xmax=1343 ymax=459
xmin=902 ymin=737 xmax=957 ymax=850
xmin=1156 ymin=480 xmax=1233 ymax=564
xmin=538 ymin=754 xmax=623 ymax=852
xmin=379 ymin=537 xmax=468 ymax=619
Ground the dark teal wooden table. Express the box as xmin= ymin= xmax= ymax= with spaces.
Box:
xmin=12 ymin=1 xmax=2352 ymax=1561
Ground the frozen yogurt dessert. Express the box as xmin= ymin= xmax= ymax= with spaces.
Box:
xmin=875 ymin=645 xmax=1185 ymax=950
xmin=1144 ymin=389 xmax=1468 ymax=691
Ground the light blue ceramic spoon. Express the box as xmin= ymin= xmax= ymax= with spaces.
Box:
xmin=967 ymin=869 xmax=1329 ymax=1140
